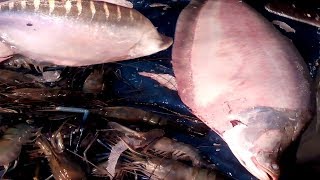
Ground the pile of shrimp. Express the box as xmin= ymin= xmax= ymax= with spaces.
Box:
xmin=0 ymin=56 xmax=232 ymax=180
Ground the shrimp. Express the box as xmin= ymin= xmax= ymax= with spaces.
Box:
xmin=95 ymin=122 xmax=215 ymax=179
xmin=3 ymin=55 xmax=64 ymax=83
xmin=26 ymin=70 xmax=62 ymax=83
xmin=120 ymin=155 xmax=227 ymax=180
xmin=107 ymin=122 xmax=206 ymax=167
xmin=93 ymin=106 xmax=168 ymax=126
xmin=4 ymin=88 xmax=83 ymax=101
xmin=145 ymin=137 xmax=205 ymax=167
xmin=0 ymin=123 xmax=40 ymax=177
xmin=35 ymin=129 xmax=86 ymax=180
xmin=89 ymin=101 xmax=210 ymax=136
xmin=3 ymin=55 xmax=56 ymax=73
xmin=107 ymin=122 xmax=165 ymax=149
xmin=0 ymin=69 xmax=45 ymax=88
xmin=90 ymin=122 xmax=164 ymax=177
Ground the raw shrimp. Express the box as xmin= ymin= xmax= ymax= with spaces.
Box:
xmin=0 ymin=69 xmax=45 ymax=88
xmin=35 ymin=132 xmax=86 ymax=180
xmin=91 ymin=122 xmax=165 ymax=177
xmin=108 ymin=122 xmax=206 ymax=167
xmin=93 ymin=106 xmax=168 ymax=126
xmin=107 ymin=121 xmax=165 ymax=149
xmin=90 ymin=102 xmax=210 ymax=136
xmin=3 ymin=55 xmax=55 ymax=73
xmin=4 ymin=88 xmax=83 ymax=101
xmin=0 ymin=123 xmax=40 ymax=176
xmin=120 ymin=156 xmax=226 ymax=180
xmin=145 ymin=137 xmax=205 ymax=167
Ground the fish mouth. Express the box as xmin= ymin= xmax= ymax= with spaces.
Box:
xmin=231 ymin=150 xmax=278 ymax=180
xmin=251 ymin=157 xmax=279 ymax=180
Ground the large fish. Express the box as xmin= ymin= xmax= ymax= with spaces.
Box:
xmin=0 ymin=0 xmax=172 ymax=66
xmin=172 ymin=0 xmax=313 ymax=179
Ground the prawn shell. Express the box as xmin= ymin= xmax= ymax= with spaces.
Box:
xmin=0 ymin=124 xmax=37 ymax=166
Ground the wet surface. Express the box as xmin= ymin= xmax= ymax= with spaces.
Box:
xmin=0 ymin=0 xmax=319 ymax=179
xmin=109 ymin=0 xmax=320 ymax=179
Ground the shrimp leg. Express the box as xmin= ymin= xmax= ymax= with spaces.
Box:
xmin=0 ymin=161 xmax=17 ymax=180
xmin=1 ymin=165 xmax=8 ymax=179
xmin=8 ymin=159 xmax=18 ymax=171
xmin=44 ymin=174 xmax=54 ymax=180
xmin=51 ymin=121 xmax=69 ymax=153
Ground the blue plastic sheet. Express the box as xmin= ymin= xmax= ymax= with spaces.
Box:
xmin=109 ymin=0 xmax=320 ymax=179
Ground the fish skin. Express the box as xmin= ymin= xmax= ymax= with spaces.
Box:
xmin=172 ymin=0 xmax=313 ymax=179
xmin=0 ymin=0 xmax=172 ymax=66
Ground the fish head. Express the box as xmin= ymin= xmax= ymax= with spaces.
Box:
xmin=222 ymin=106 xmax=311 ymax=180
xmin=129 ymin=30 xmax=173 ymax=58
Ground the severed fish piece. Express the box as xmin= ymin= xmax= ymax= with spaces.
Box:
xmin=0 ymin=0 xmax=172 ymax=66
xmin=172 ymin=0 xmax=313 ymax=179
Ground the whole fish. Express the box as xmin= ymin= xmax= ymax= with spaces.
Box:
xmin=0 ymin=0 xmax=172 ymax=66
xmin=172 ymin=0 xmax=313 ymax=179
